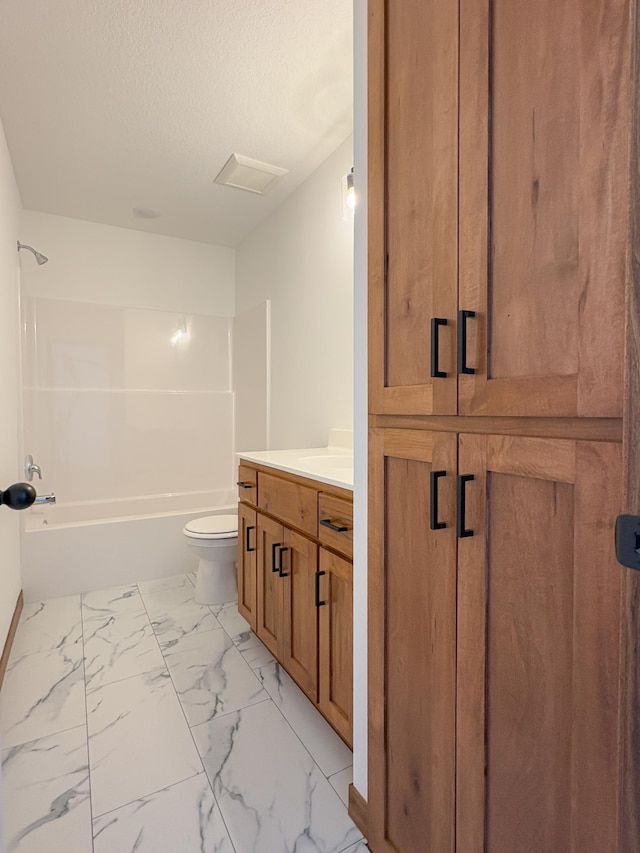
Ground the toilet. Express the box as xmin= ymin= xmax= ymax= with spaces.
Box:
xmin=182 ymin=514 xmax=238 ymax=605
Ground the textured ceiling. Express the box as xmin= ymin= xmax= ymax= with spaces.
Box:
xmin=0 ymin=0 xmax=353 ymax=247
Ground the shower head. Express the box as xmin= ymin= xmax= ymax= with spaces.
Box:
xmin=17 ymin=241 xmax=48 ymax=265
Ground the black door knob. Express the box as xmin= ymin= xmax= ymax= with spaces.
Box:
xmin=0 ymin=482 xmax=37 ymax=510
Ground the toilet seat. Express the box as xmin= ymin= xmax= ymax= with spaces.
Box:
xmin=183 ymin=514 xmax=238 ymax=540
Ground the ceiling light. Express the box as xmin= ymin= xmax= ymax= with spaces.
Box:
xmin=214 ymin=153 xmax=288 ymax=195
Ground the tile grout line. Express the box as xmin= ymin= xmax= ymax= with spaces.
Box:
xmin=136 ymin=580 xmax=240 ymax=853
xmin=79 ymin=597 xmax=97 ymax=853
xmin=251 ymin=662 xmax=357 ymax=809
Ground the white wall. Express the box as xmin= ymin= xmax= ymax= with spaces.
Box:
xmin=0 ymin=116 xmax=23 ymax=654
xmin=20 ymin=211 xmax=235 ymax=315
xmin=235 ymin=136 xmax=354 ymax=450
xmin=233 ymin=302 xmax=271 ymax=452
xmin=352 ymin=0 xmax=368 ymax=798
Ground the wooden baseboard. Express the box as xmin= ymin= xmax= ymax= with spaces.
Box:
xmin=0 ymin=591 xmax=23 ymax=691
xmin=348 ymin=783 xmax=369 ymax=840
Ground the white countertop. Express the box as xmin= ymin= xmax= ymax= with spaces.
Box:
xmin=237 ymin=446 xmax=353 ymax=491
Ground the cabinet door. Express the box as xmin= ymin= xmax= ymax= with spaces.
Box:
xmin=369 ymin=0 xmax=458 ymax=415
xmin=237 ymin=503 xmax=257 ymax=630
xmin=317 ymin=548 xmax=353 ymax=747
xmin=456 ymin=434 xmax=623 ymax=853
xmin=280 ymin=528 xmax=318 ymax=702
xmin=458 ymin=0 xmax=629 ymax=417
xmin=368 ymin=428 xmax=457 ymax=853
xmin=256 ymin=514 xmax=284 ymax=658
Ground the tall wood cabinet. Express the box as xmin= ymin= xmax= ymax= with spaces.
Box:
xmin=365 ymin=0 xmax=638 ymax=851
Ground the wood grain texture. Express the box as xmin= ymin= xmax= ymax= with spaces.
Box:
xmin=370 ymin=414 xmax=623 ymax=443
xmin=621 ymin=2 xmax=640 ymax=849
xmin=487 ymin=434 xmax=576 ymax=483
xmin=318 ymin=548 xmax=353 ymax=746
xmin=237 ymin=463 xmax=258 ymax=507
xmin=255 ymin=514 xmax=284 ymax=658
xmin=369 ymin=0 xmax=458 ymax=416
xmin=237 ymin=503 xmax=257 ymax=631
xmin=258 ymin=471 xmax=318 ymax=538
xmin=318 ymin=492 xmax=353 ymax=560
xmin=383 ymin=428 xmax=434 ymax=461
xmin=456 ymin=434 xmax=623 ymax=853
xmin=458 ymin=0 xmax=627 ymax=418
xmin=0 ymin=591 xmax=23 ymax=692
xmin=281 ymin=528 xmax=318 ymax=702
xmin=368 ymin=428 xmax=456 ymax=853
xmin=348 ymin=784 xmax=369 ymax=839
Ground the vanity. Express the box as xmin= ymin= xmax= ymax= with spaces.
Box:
xmin=236 ymin=446 xmax=353 ymax=746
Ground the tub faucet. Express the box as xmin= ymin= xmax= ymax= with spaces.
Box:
xmin=25 ymin=455 xmax=42 ymax=481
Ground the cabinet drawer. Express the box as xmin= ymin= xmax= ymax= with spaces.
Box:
xmin=258 ymin=472 xmax=317 ymax=537
xmin=318 ymin=493 xmax=353 ymax=559
xmin=237 ymin=464 xmax=258 ymax=505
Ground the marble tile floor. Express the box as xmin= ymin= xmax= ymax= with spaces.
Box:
xmin=0 ymin=573 xmax=368 ymax=853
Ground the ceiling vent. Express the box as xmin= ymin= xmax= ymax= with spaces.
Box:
xmin=214 ymin=153 xmax=288 ymax=195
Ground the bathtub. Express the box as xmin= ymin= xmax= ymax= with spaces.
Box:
xmin=20 ymin=490 xmax=237 ymax=601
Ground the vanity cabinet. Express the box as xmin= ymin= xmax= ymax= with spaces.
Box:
xmin=237 ymin=461 xmax=353 ymax=745
xmin=366 ymin=0 xmax=636 ymax=850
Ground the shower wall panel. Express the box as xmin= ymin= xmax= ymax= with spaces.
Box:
xmin=22 ymin=297 xmax=234 ymax=505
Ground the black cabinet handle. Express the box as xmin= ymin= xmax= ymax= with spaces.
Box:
xmin=315 ymin=570 xmax=327 ymax=607
xmin=271 ymin=542 xmax=282 ymax=573
xmin=457 ymin=310 xmax=476 ymax=375
xmin=319 ymin=518 xmax=348 ymax=533
xmin=245 ymin=525 xmax=255 ymax=552
xmin=278 ymin=546 xmax=289 ymax=577
xmin=430 ymin=317 xmax=448 ymax=378
xmin=237 ymin=481 xmax=253 ymax=489
xmin=430 ymin=470 xmax=447 ymax=530
xmin=456 ymin=474 xmax=475 ymax=538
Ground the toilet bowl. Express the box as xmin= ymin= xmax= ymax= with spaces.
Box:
xmin=183 ymin=514 xmax=238 ymax=605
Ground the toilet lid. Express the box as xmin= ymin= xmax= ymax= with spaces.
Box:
xmin=184 ymin=514 xmax=238 ymax=537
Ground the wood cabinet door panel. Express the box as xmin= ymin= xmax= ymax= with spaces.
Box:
xmin=237 ymin=503 xmax=257 ymax=630
xmin=318 ymin=548 xmax=353 ymax=747
xmin=258 ymin=472 xmax=317 ymax=537
xmin=368 ymin=428 xmax=457 ymax=853
xmin=281 ymin=529 xmax=319 ymax=702
xmin=458 ymin=0 xmax=629 ymax=417
xmin=237 ymin=463 xmax=258 ymax=506
xmin=369 ymin=0 xmax=458 ymax=415
xmin=318 ymin=492 xmax=353 ymax=559
xmin=256 ymin=514 xmax=284 ymax=658
xmin=456 ymin=433 xmax=623 ymax=853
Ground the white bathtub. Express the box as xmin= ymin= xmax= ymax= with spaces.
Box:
xmin=20 ymin=490 xmax=237 ymax=601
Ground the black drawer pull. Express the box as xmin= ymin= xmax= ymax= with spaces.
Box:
xmin=430 ymin=470 xmax=447 ymax=530
xmin=315 ymin=570 xmax=326 ymax=607
xmin=456 ymin=474 xmax=475 ymax=538
xmin=320 ymin=518 xmax=348 ymax=533
xmin=430 ymin=317 xmax=448 ymax=378
xmin=278 ymin=546 xmax=289 ymax=577
xmin=271 ymin=542 xmax=282 ymax=573
xmin=237 ymin=481 xmax=253 ymax=489
xmin=457 ymin=309 xmax=476 ymax=375
xmin=246 ymin=525 xmax=255 ymax=552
